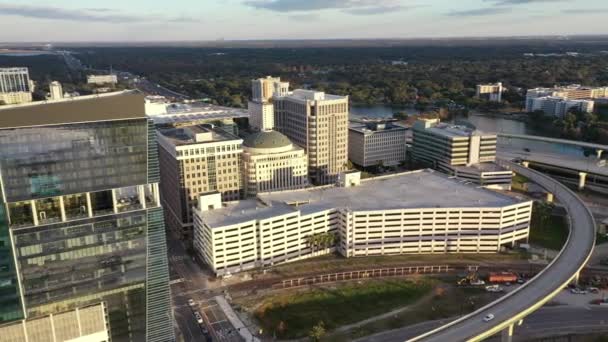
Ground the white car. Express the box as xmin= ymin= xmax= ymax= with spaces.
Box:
xmin=188 ymin=299 xmax=196 ymax=307
xmin=194 ymin=311 xmax=204 ymax=324
xmin=483 ymin=314 xmax=495 ymax=322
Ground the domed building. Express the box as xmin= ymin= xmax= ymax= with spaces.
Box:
xmin=243 ymin=130 xmax=308 ymax=196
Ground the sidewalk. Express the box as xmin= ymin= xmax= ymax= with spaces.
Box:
xmin=216 ymin=295 xmax=260 ymax=342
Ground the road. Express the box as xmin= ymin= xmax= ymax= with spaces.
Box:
xmin=357 ymin=306 xmax=608 ymax=342
xmin=410 ymin=160 xmax=597 ymax=341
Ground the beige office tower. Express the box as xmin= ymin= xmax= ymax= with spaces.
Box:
xmin=251 ymin=76 xmax=290 ymax=102
xmin=49 ymin=81 xmax=63 ymax=100
xmin=243 ymin=130 xmax=308 ymax=196
xmin=157 ymin=125 xmax=243 ymax=239
xmin=274 ymin=89 xmax=349 ymax=185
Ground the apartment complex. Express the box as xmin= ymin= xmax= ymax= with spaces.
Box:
xmin=412 ymin=119 xmax=512 ymax=189
xmin=243 ymin=130 xmax=308 ymax=196
xmin=527 ymin=96 xmax=594 ymax=118
xmin=274 ymin=89 xmax=349 ymax=185
xmin=248 ymin=76 xmax=289 ymax=131
xmin=87 ymin=74 xmax=118 ymax=85
xmin=348 ymin=121 xmax=407 ymax=168
xmin=193 ymin=170 xmax=532 ymax=276
xmin=0 ymin=67 xmax=33 ymax=105
xmin=476 ymin=82 xmax=503 ymax=102
xmin=0 ymin=91 xmax=174 ymax=342
xmin=525 ymin=84 xmax=608 ymax=113
xmin=157 ymin=125 xmax=243 ymax=239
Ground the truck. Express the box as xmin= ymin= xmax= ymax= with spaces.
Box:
xmin=488 ymin=272 xmax=518 ymax=283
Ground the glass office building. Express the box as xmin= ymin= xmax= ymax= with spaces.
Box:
xmin=0 ymin=91 xmax=174 ymax=342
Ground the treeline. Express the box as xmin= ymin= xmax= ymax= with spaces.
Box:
xmin=72 ymin=47 xmax=608 ymax=109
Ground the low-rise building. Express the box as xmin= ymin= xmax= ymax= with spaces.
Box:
xmin=528 ymin=96 xmax=594 ymax=117
xmin=0 ymin=67 xmax=33 ymax=105
xmin=348 ymin=121 xmax=407 ymax=168
xmin=193 ymin=170 xmax=532 ymax=276
xmin=243 ymin=130 xmax=308 ymax=196
xmin=157 ymin=125 xmax=243 ymax=239
xmin=525 ymin=84 xmax=607 ymax=111
xmin=412 ymin=119 xmax=512 ymax=189
xmin=86 ymin=74 xmax=118 ymax=85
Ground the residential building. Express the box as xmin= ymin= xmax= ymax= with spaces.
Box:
xmin=412 ymin=119 xmax=512 ymax=189
xmin=528 ymin=96 xmax=595 ymax=117
xmin=251 ymin=76 xmax=289 ymax=103
xmin=476 ymin=82 xmax=503 ymax=102
xmin=49 ymin=81 xmax=63 ymax=100
xmin=0 ymin=67 xmax=33 ymax=105
xmin=243 ymin=130 xmax=308 ymax=196
xmin=247 ymin=101 xmax=275 ymax=131
xmin=157 ymin=125 xmax=243 ymax=239
xmin=274 ymin=89 xmax=349 ymax=185
xmin=193 ymin=170 xmax=532 ymax=276
xmin=348 ymin=121 xmax=407 ymax=168
xmin=87 ymin=74 xmax=118 ymax=85
xmin=0 ymin=91 xmax=174 ymax=342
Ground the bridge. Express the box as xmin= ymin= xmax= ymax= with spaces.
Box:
xmin=410 ymin=159 xmax=596 ymax=342
xmin=497 ymin=133 xmax=608 ymax=193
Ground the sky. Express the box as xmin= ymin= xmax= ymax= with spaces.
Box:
xmin=0 ymin=0 xmax=607 ymax=42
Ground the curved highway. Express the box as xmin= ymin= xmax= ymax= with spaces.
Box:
xmin=410 ymin=159 xmax=596 ymax=342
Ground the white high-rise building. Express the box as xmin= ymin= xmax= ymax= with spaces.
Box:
xmin=476 ymin=82 xmax=503 ymax=102
xmin=0 ymin=67 xmax=33 ymax=105
xmin=248 ymin=76 xmax=290 ymax=131
xmin=529 ymin=96 xmax=595 ymax=117
xmin=274 ymin=89 xmax=349 ymax=185
xmin=49 ymin=81 xmax=63 ymax=100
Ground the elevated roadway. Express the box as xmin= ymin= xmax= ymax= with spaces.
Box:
xmin=410 ymin=159 xmax=596 ymax=342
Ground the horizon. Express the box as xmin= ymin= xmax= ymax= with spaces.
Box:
xmin=1 ymin=0 xmax=607 ymax=42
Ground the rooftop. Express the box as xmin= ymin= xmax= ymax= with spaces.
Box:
xmin=414 ymin=119 xmax=492 ymax=139
xmin=158 ymin=125 xmax=240 ymax=146
xmin=0 ymin=90 xmax=145 ymax=129
xmin=243 ymin=130 xmax=293 ymax=149
xmin=450 ymin=162 xmax=509 ymax=173
xmin=202 ymin=169 xmax=527 ymax=228
xmin=147 ymin=100 xmax=248 ymax=124
xmin=349 ymin=122 xmax=408 ymax=134
xmin=284 ymin=89 xmax=347 ymax=102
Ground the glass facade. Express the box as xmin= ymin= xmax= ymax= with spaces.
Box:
xmin=0 ymin=118 xmax=174 ymax=342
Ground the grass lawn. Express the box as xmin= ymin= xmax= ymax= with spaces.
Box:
xmin=529 ymin=215 xmax=569 ymax=250
xmin=253 ymin=279 xmax=432 ymax=339
xmin=328 ymin=286 xmax=500 ymax=342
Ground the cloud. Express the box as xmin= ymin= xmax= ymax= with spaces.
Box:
xmin=0 ymin=4 xmax=201 ymax=24
xmin=447 ymin=7 xmax=512 ymax=16
xmin=485 ymin=0 xmax=567 ymax=5
xmin=562 ymin=8 xmax=608 ymax=14
xmin=288 ymin=14 xmax=321 ymax=21
xmin=245 ymin=0 xmax=409 ymax=15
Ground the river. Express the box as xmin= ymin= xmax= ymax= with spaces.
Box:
xmin=350 ymin=105 xmax=536 ymax=135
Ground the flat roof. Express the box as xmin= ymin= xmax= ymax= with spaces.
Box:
xmin=349 ymin=122 xmax=408 ymax=134
xmin=0 ymin=90 xmax=145 ymax=129
xmin=425 ymin=123 xmax=493 ymax=139
xmin=158 ymin=125 xmax=240 ymax=146
xmin=450 ymin=162 xmax=509 ymax=173
xmin=202 ymin=169 xmax=527 ymax=228
xmin=148 ymin=101 xmax=248 ymax=124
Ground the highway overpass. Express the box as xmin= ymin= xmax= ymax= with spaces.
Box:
xmin=410 ymin=159 xmax=596 ymax=342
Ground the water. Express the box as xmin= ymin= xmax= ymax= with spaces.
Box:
xmin=351 ymin=105 xmax=534 ymax=135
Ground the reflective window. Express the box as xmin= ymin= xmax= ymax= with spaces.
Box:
xmin=63 ymin=193 xmax=88 ymax=220
xmin=115 ymin=186 xmax=142 ymax=213
xmin=8 ymin=201 xmax=33 ymax=227
xmin=35 ymin=197 xmax=61 ymax=225
xmin=90 ymin=190 xmax=114 ymax=216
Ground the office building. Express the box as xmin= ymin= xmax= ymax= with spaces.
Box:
xmin=476 ymin=82 xmax=503 ymax=102
xmin=348 ymin=121 xmax=407 ymax=168
xmin=525 ymin=84 xmax=608 ymax=111
xmin=274 ymin=89 xmax=349 ymax=185
xmin=0 ymin=67 xmax=33 ymax=105
xmin=248 ymin=101 xmax=275 ymax=131
xmin=528 ymin=96 xmax=594 ymax=118
xmin=0 ymin=91 xmax=174 ymax=342
xmin=243 ymin=130 xmax=308 ymax=196
xmin=412 ymin=119 xmax=512 ymax=189
xmin=157 ymin=125 xmax=243 ymax=239
xmin=193 ymin=170 xmax=532 ymax=276
xmin=48 ymin=81 xmax=63 ymax=101
xmin=87 ymin=74 xmax=118 ymax=85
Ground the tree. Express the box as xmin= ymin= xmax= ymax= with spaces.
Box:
xmin=309 ymin=321 xmax=326 ymax=342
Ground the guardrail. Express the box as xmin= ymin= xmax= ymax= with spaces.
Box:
xmin=274 ymin=265 xmax=452 ymax=289
xmin=409 ymin=159 xmax=596 ymax=341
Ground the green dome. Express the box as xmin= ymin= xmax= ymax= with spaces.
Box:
xmin=244 ymin=130 xmax=292 ymax=149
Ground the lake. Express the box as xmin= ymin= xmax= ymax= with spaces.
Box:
xmin=351 ymin=105 xmax=535 ymax=135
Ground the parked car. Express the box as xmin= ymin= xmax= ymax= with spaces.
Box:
xmin=483 ymin=313 xmax=495 ymax=322
xmin=570 ymin=288 xmax=588 ymax=295
xmin=587 ymin=287 xmax=600 ymax=293
xmin=194 ymin=311 xmax=204 ymax=324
